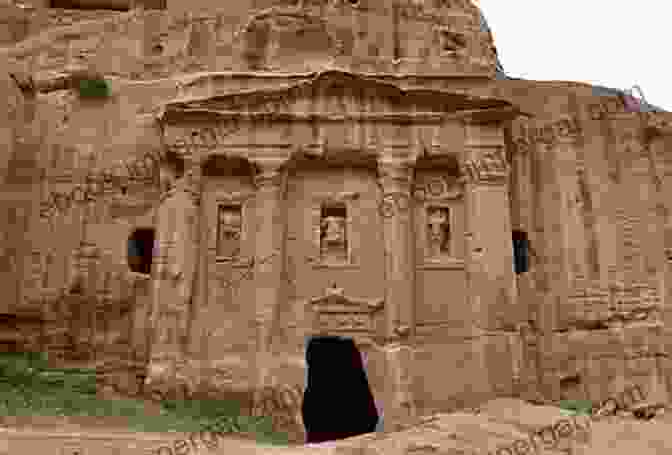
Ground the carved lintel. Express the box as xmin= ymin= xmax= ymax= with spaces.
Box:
xmin=309 ymin=288 xmax=384 ymax=314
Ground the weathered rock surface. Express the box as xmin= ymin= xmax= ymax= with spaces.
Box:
xmin=1 ymin=0 xmax=672 ymax=441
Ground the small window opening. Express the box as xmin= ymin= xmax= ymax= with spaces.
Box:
xmin=320 ymin=203 xmax=348 ymax=262
xmin=128 ymin=228 xmax=155 ymax=275
xmin=512 ymin=230 xmax=529 ymax=274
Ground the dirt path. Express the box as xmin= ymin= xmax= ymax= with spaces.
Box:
xmin=0 ymin=425 xmax=277 ymax=455
xmin=2 ymin=400 xmax=672 ymax=455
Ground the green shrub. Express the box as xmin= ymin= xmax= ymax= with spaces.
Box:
xmin=558 ymin=399 xmax=593 ymax=415
xmin=77 ymin=78 xmax=110 ymax=98
xmin=0 ymin=352 xmax=287 ymax=442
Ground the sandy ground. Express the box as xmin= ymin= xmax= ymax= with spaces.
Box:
xmin=1 ymin=403 xmax=672 ymax=455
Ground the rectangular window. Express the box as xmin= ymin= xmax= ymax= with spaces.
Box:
xmin=216 ymin=205 xmax=242 ymax=259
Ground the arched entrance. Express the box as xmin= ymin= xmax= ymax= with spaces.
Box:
xmin=128 ymin=228 xmax=155 ymax=275
xmin=302 ymin=335 xmax=379 ymax=443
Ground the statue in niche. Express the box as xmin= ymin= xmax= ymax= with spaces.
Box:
xmin=217 ymin=205 xmax=242 ymax=258
xmin=320 ymin=204 xmax=347 ymax=262
xmin=427 ymin=207 xmax=451 ymax=259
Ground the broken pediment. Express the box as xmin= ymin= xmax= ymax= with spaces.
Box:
xmin=159 ymin=70 xmax=517 ymax=124
xmin=309 ymin=285 xmax=384 ymax=340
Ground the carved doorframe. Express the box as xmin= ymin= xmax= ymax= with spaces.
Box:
xmin=305 ymin=285 xmax=386 ymax=423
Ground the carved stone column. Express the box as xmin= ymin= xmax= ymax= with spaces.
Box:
xmin=251 ymin=161 xmax=285 ymax=390
xmin=146 ymin=152 xmax=201 ymax=398
xmin=376 ymin=159 xmax=416 ymax=430
xmin=462 ymin=124 xmax=517 ymax=332
xmin=377 ymin=160 xmax=415 ymax=341
xmin=183 ymin=153 xmax=204 ymax=359
xmin=554 ymin=133 xmax=590 ymax=291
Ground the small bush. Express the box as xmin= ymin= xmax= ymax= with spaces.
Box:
xmin=77 ymin=78 xmax=110 ymax=98
xmin=558 ymin=399 xmax=593 ymax=415
xmin=0 ymin=352 xmax=287 ymax=443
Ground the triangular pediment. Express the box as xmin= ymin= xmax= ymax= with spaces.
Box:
xmin=160 ymin=70 xmax=516 ymax=123
xmin=308 ymin=286 xmax=384 ymax=340
xmin=309 ymin=286 xmax=384 ymax=314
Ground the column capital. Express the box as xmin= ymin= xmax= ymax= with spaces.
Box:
xmin=253 ymin=160 xmax=285 ymax=189
xmin=460 ymin=145 xmax=509 ymax=185
xmin=377 ymin=160 xmax=414 ymax=194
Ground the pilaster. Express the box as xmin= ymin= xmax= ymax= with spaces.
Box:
xmin=377 ymin=160 xmax=415 ymax=342
xmin=462 ymin=122 xmax=517 ymax=332
xmin=555 ymin=134 xmax=590 ymax=292
xmin=146 ymin=149 xmax=203 ymax=393
xmin=251 ymin=161 xmax=286 ymax=390
xmin=376 ymin=158 xmax=417 ymax=430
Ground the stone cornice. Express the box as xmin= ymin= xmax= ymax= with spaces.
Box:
xmin=461 ymin=106 xmax=532 ymax=125
xmin=158 ymin=70 xmax=514 ymax=124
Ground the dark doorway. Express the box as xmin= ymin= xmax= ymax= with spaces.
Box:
xmin=512 ymin=230 xmax=529 ymax=274
xmin=302 ymin=336 xmax=379 ymax=444
xmin=128 ymin=228 xmax=155 ymax=275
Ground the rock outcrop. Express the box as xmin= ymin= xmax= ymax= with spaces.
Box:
xmin=0 ymin=0 xmax=671 ymax=444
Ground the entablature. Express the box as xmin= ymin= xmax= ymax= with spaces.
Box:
xmin=156 ymin=70 xmax=525 ymax=173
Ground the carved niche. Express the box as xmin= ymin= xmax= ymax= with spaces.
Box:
xmin=309 ymin=285 xmax=384 ymax=345
xmin=217 ymin=205 xmax=243 ymax=259
xmin=414 ymin=176 xmax=464 ymax=265
xmin=310 ymin=192 xmax=359 ymax=266
xmin=210 ymin=192 xmax=254 ymax=262
xmin=427 ymin=206 xmax=452 ymax=258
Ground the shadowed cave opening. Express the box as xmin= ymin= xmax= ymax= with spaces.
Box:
xmin=302 ymin=336 xmax=379 ymax=444
xmin=128 ymin=228 xmax=155 ymax=275
xmin=512 ymin=229 xmax=529 ymax=274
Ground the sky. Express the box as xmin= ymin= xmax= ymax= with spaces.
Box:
xmin=474 ymin=0 xmax=671 ymax=112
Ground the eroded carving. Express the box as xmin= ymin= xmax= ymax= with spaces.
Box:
xmin=427 ymin=206 xmax=451 ymax=258
xmin=239 ymin=9 xmax=337 ymax=69
xmin=513 ymin=117 xmax=582 ymax=146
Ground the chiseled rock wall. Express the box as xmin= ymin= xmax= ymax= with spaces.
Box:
xmin=1 ymin=0 xmax=672 ymax=429
xmin=1 ymin=0 xmax=498 ymax=81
